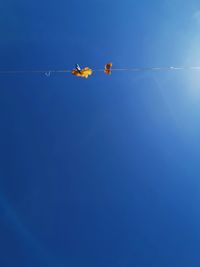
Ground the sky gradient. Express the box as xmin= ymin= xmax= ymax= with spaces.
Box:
xmin=1 ymin=0 xmax=200 ymax=266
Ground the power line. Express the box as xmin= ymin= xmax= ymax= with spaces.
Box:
xmin=0 ymin=66 xmax=200 ymax=75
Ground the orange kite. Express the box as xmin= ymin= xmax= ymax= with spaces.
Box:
xmin=104 ymin=62 xmax=112 ymax=75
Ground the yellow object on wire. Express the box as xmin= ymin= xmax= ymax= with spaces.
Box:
xmin=71 ymin=67 xmax=93 ymax=78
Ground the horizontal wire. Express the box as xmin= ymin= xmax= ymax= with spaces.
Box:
xmin=0 ymin=66 xmax=200 ymax=75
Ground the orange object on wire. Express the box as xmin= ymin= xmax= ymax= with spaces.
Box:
xmin=104 ymin=62 xmax=112 ymax=75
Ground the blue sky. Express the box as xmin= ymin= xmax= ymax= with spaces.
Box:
xmin=1 ymin=0 xmax=200 ymax=266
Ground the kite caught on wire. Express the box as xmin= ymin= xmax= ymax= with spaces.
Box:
xmin=0 ymin=62 xmax=200 ymax=78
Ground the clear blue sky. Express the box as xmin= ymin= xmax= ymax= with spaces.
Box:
xmin=1 ymin=0 xmax=200 ymax=266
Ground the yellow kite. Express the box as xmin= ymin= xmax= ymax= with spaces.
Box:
xmin=71 ymin=65 xmax=92 ymax=78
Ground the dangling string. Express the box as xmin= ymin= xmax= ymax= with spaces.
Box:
xmin=45 ymin=71 xmax=51 ymax=77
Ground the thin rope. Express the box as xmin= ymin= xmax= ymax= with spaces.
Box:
xmin=1 ymin=66 xmax=200 ymax=75
xmin=0 ymin=70 xmax=71 ymax=74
